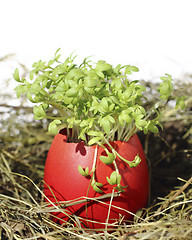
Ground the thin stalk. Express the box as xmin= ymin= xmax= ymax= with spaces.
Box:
xmin=124 ymin=125 xmax=136 ymax=142
xmin=107 ymin=123 xmax=121 ymax=142
xmin=46 ymin=100 xmax=73 ymax=116
xmin=161 ymin=95 xmax=192 ymax=120
xmin=144 ymin=99 xmax=165 ymax=121
xmin=118 ymin=122 xmax=126 ymax=141
xmin=121 ymin=121 xmax=135 ymax=142
xmin=44 ymin=116 xmax=64 ymax=120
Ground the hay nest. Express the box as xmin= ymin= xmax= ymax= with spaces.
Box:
xmin=0 ymin=62 xmax=192 ymax=239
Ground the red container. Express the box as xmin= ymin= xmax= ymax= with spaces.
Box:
xmin=44 ymin=129 xmax=149 ymax=229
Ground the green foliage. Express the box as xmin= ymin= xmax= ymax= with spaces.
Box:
xmin=107 ymin=171 xmax=127 ymax=192
xmin=13 ymin=49 xmax=181 ymax=193
xmin=13 ymin=68 xmax=21 ymax=82
xmin=175 ymin=96 xmax=187 ymax=110
xmin=158 ymin=74 xmax=173 ymax=100
xmin=91 ymin=179 xmax=104 ymax=193
xmin=107 ymin=171 xmax=121 ymax=185
xmin=48 ymin=120 xmax=62 ymax=135
xmin=78 ymin=165 xmax=90 ymax=177
xmin=13 ymin=49 xmax=153 ymax=142
xmin=100 ymin=148 xmax=116 ymax=165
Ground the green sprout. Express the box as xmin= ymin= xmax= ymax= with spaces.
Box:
xmin=13 ymin=49 xmax=179 ymax=193
xmin=78 ymin=165 xmax=90 ymax=177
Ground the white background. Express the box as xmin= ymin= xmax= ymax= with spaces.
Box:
xmin=1 ymin=0 xmax=192 ymax=93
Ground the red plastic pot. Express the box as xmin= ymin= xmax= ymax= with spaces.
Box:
xmin=44 ymin=129 xmax=149 ymax=229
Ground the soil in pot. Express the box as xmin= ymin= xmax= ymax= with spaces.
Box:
xmin=43 ymin=129 xmax=149 ymax=230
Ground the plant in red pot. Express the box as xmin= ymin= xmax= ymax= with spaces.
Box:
xmin=13 ymin=49 xmax=174 ymax=230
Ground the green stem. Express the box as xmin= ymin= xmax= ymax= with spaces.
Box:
xmin=113 ymin=159 xmax=119 ymax=175
xmin=44 ymin=116 xmax=63 ymax=120
xmin=124 ymin=125 xmax=136 ymax=142
xmin=46 ymin=100 xmax=72 ymax=116
xmin=107 ymin=122 xmax=120 ymax=141
xmin=118 ymin=122 xmax=126 ymax=141
xmin=162 ymin=95 xmax=192 ymax=118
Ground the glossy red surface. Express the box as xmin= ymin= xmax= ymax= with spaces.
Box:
xmin=44 ymin=130 xmax=149 ymax=229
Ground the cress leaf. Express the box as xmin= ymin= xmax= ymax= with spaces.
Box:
xmin=88 ymin=136 xmax=103 ymax=145
xmin=33 ymin=105 xmax=46 ymax=119
xmin=66 ymin=87 xmax=78 ymax=97
xmin=176 ymin=97 xmax=186 ymax=110
xmin=95 ymin=182 xmax=104 ymax=187
xmin=114 ymin=184 xmax=127 ymax=192
xmin=106 ymin=171 xmax=119 ymax=185
xmin=129 ymin=155 xmax=141 ymax=168
xmin=78 ymin=165 xmax=90 ymax=177
xmin=148 ymin=121 xmax=159 ymax=134
xmin=27 ymin=91 xmax=38 ymax=103
xmin=100 ymin=148 xmax=115 ymax=165
xmin=13 ymin=68 xmax=21 ymax=82
xmin=95 ymin=61 xmax=112 ymax=72
xmin=14 ymin=85 xmax=27 ymax=98
xmin=98 ymin=116 xmax=111 ymax=134
xmin=48 ymin=120 xmax=61 ymax=135
xmin=91 ymin=180 xmax=103 ymax=193
xmin=125 ymin=65 xmax=139 ymax=75
xmin=100 ymin=154 xmax=114 ymax=165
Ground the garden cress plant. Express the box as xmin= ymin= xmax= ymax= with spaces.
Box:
xmin=13 ymin=49 xmax=175 ymax=193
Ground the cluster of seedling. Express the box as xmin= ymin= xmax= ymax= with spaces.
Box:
xmin=13 ymin=49 xmax=183 ymax=193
